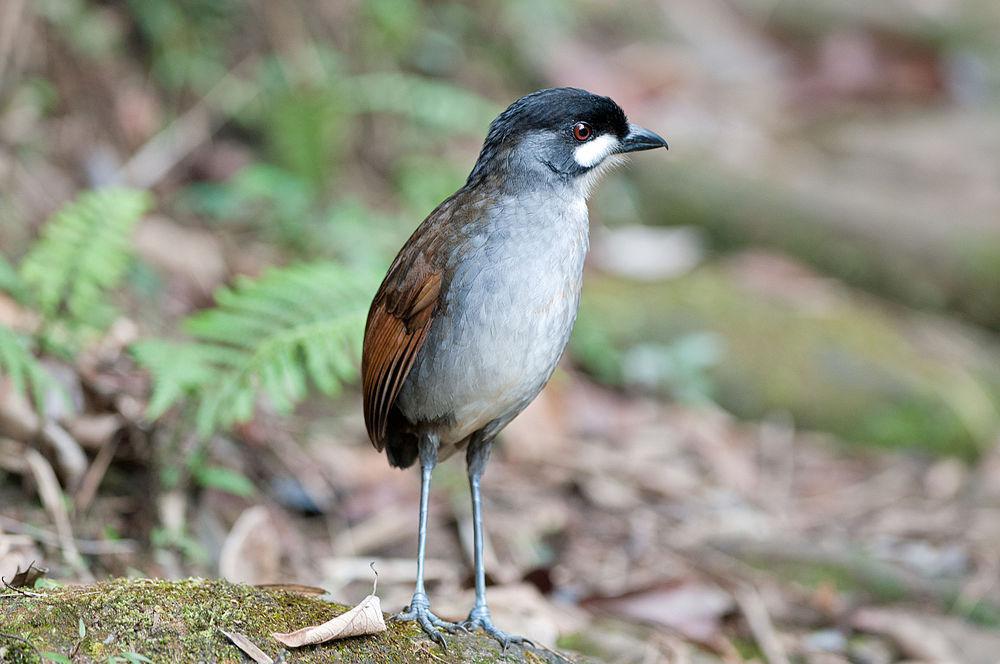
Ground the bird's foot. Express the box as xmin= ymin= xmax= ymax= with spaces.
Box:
xmin=462 ymin=605 xmax=534 ymax=653
xmin=393 ymin=592 xmax=464 ymax=647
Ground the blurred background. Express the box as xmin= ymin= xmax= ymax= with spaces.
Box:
xmin=2 ymin=0 xmax=1000 ymax=661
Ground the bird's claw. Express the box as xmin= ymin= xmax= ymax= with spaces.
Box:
xmin=394 ymin=593 xmax=463 ymax=647
xmin=462 ymin=606 xmax=534 ymax=653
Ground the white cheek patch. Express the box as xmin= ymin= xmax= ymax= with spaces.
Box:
xmin=573 ymin=133 xmax=619 ymax=168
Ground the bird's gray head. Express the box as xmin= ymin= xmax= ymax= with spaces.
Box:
xmin=466 ymin=87 xmax=668 ymax=195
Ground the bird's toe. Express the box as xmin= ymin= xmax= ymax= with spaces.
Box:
xmin=462 ymin=607 xmax=533 ymax=652
xmin=394 ymin=593 xmax=462 ymax=647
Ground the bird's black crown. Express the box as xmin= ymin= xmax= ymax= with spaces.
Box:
xmin=486 ymin=87 xmax=629 ymax=143
xmin=467 ymin=87 xmax=630 ymax=185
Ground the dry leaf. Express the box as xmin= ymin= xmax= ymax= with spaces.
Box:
xmin=273 ymin=594 xmax=386 ymax=647
xmin=221 ymin=630 xmax=274 ymax=664
xmin=9 ymin=561 xmax=47 ymax=588
xmin=273 ymin=565 xmax=386 ymax=647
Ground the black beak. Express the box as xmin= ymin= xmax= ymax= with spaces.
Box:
xmin=618 ymin=123 xmax=669 ymax=153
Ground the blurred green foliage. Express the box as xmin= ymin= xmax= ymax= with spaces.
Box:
xmin=125 ymin=0 xmax=239 ymax=92
xmin=0 ymin=256 xmax=27 ymax=302
xmin=20 ymin=189 xmax=152 ymax=352
xmin=133 ymin=263 xmax=373 ymax=438
xmin=0 ymin=325 xmax=53 ymax=415
xmin=0 ymin=188 xmax=150 ymax=413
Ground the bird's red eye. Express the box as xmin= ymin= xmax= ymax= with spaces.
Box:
xmin=572 ymin=122 xmax=593 ymax=142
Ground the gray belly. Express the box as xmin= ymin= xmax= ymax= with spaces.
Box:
xmin=397 ymin=197 xmax=588 ymax=449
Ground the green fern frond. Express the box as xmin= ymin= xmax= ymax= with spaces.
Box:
xmin=350 ymin=73 xmax=499 ymax=134
xmin=133 ymin=262 xmax=373 ymax=437
xmin=20 ymin=187 xmax=151 ymax=333
xmin=0 ymin=324 xmax=53 ymax=413
xmin=129 ymin=340 xmax=220 ymax=420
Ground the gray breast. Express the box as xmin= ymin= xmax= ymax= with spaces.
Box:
xmin=397 ymin=189 xmax=590 ymax=447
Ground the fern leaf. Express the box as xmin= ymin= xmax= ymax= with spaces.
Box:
xmin=134 ymin=262 xmax=373 ymax=437
xmin=20 ymin=188 xmax=151 ymax=333
xmin=129 ymin=340 xmax=219 ymax=420
xmin=0 ymin=324 xmax=53 ymax=413
xmin=0 ymin=255 xmax=28 ymax=302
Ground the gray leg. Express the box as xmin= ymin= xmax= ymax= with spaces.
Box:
xmin=395 ymin=433 xmax=462 ymax=645
xmin=462 ymin=434 xmax=533 ymax=652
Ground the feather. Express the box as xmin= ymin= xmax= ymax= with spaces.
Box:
xmin=361 ymin=258 xmax=442 ymax=449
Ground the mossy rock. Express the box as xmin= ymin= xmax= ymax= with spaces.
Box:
xmin=0 ymin=578 xmax=574 ymax=663
xmin=573 ymin=264 xmax=1000 ymax=457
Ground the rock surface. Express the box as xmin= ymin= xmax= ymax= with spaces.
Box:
xmin=0 ymin=578 xmax=579 ymax=663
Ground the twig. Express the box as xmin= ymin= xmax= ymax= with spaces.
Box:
xmin=734 ymin=585 xmax=789 ymax=664
xmin=414 ymin=641 xmax=449 ymax=663
xmin=22 ymin=449 xmax=93 ymax=581
xmin=74 ymin=434 xmax=121 ymax=512
xmin=221 ymin=630 xmax=275 ymax=664
xmin=0 ymin=515 xmax=137 ymax=555
xmin=2 ymin=574 xmax=43 ymax=598
xmin=41 ymin=420 xmax=88 ymax=493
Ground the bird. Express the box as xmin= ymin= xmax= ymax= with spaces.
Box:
xmin=361 ymin=87 xmax=667 ymax=649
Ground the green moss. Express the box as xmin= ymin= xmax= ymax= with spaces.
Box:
xmin=0 ymin=579 xmax=562 ymax=663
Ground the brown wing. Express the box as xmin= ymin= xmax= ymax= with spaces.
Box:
xmin=361 ymin=251 xmax=442 ymax=450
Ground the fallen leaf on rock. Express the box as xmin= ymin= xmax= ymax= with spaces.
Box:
xmin=221 ymin=630 xmax=274 ymax=664
xmin=8 ymin=561 xmax=47 ymax=588
xmin=273 ymin=567 xmax=386 ymax=647
xmin=273 ymin=594 xmax=386 ymax=647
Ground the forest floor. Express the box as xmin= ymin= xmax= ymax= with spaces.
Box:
xmin=5 ymin=366 xmax=1000 ymax=662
